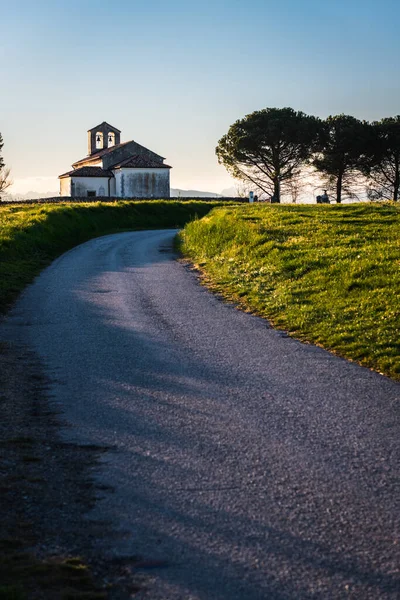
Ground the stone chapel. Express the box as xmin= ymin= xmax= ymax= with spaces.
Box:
xmin=59 ymin=122 xmax=171 ymax=198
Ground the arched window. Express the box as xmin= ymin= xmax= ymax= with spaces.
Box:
xmin=95 ymin=132 xmax=103 ymax=149
xmin=108 ymin=132 xmax=115 ymax=147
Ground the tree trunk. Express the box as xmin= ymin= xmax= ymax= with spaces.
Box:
xmin=393 ymin=159 xmax=399 ymax=201
xmin=273 ymin=178 xmax=280 ymax=203
xmin=336 ymin=172 xmax=343 ymax=203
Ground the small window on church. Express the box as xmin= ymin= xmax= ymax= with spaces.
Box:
xmin=108 ymin=132 xmax=115 ymax=147
xmin=87 ymin=191 xmax=96 ymax=197
xmin=95 ymin=132 xmax=103 ymax=150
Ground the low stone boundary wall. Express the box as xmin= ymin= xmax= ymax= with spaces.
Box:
xmin=0 ymin=196 xmax=247 ymax=206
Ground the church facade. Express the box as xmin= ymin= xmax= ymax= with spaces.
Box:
xmin=59 ymin=122 xmax=171 ymax=198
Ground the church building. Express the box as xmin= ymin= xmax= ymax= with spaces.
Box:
xmin=59 ymin=122 xmax=171 ymax=198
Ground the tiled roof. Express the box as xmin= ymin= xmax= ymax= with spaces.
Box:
xmin=72 ymin=140 xmax=166 ymax=167
xmin=72 ymin=142 xmax=133 ymax=166
xmin=112 ymin=155 xmax=172 ymax=169
xmin=59 ymin=166 xmax=114 ymax=179
xmin=87 ymin=121 xmax=121 ymax=133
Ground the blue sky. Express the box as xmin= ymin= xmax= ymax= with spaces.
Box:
xmin=1 ymin=0 xmax=399 ymax=194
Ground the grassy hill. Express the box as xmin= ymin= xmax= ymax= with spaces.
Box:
xmin=178 ymin=203 xmax=400 ymax=380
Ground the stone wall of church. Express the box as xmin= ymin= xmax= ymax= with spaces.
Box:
xmin=60 ymin=178 xmax=71 ymax=196
xmin=114 ymin=168 xmax=170 ymax=198
xmin=69 ymin=176 xmax=111 ymax=197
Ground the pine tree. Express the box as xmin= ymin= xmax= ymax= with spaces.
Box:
xmin=363 ymin=117 xmax=400 ymax=201
xmin=216 ymin=107 xmax=322 ymax=202
xmin=312 ymin=115 xmax=368 ymax=203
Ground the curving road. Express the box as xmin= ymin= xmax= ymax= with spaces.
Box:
xmin=2 ymin=230 xmax=399 ymax=599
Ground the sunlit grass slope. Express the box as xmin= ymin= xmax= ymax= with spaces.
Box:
xmin=179 ymin=203 xmax=400 ymax=380
xmin=0 ymin=200 xmax=223 ymax=313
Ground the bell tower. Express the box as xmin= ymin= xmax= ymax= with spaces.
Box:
xmin=87 ymin=122 xmax=121 ymax=155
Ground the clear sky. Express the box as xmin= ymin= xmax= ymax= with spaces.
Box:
xmin=1 ymin=0 xmax=399 ymax=195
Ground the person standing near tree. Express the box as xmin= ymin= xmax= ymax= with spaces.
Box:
xmin=321 ymin=190 xmax=330 ymax=203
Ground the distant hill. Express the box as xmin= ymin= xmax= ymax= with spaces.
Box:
xmin=171 ymin=188 xmax=222 ymax=198
xmin=220 ymin=187 xmax=239 ymax=197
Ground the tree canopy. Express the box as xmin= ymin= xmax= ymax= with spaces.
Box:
xmin=216 ymin=107 xmax=322 ymax=203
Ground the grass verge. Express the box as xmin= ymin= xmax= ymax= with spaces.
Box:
xmin=178 ymin=203 xmax=400 ymax=380
xmin=0 ymin=200 xmax=224 ymax=314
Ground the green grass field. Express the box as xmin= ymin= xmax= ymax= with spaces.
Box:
xmin=0 ymin=200 xmax=223 ymax=314
xmin=179 ymin=203 xmax=400 ymax=380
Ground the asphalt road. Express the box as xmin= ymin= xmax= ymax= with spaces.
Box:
xmin=2 ymin=230 xmax=399 ymax=599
